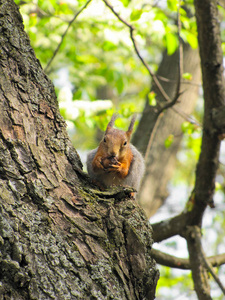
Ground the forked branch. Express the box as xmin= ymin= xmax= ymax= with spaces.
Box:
xmin=102 ymin=0 xmax=183 ymax=110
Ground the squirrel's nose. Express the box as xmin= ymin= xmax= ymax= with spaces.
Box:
xmin=109 ymin=152 xmax=117 ymax=158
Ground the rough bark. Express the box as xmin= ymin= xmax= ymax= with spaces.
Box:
xmin=0 ymin=1 xmax=159 ymax=299
xmin=192 ymin=0 xmax=225 ymax=223
xmin=132 ymin=43 xmax=201 ymax=218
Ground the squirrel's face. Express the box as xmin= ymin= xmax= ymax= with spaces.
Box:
xmin=102 ymin=128 xmax=130 ymax=159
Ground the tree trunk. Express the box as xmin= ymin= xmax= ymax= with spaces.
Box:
xmin=133 ymin=43 xmax=201 ymax=218
xmin=0 ymin=1 xmax=159 ymax=299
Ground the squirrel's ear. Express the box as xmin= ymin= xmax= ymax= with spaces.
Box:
xmin=126 ymin=114 xmax=136 ymax=138
xmin=106 ymin=114 xmax=117 ymax=132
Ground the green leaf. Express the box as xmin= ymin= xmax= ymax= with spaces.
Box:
xmin=181 ymin=121 xmax=197 ymax=134
xmin=130 ymin=9 xmax=143 ymax=21
xmin=148 ymin=91 xmax=157 ymax=106
xmin=165 ymin=32 xmax=177 ymax=55
xmin=102 ymin=41 xmax=117 ymax=51
xmin=164 ymin=134 xmax=174 ymax=148
xmin=186 ymin=31 xmax=198 ymax=49
xmin=116 ymin=77 xmax=124 ymax=94
xmin=222 ymin=42 xmax=225 ymax=54
xmin=29 ymin=13 xmax=38 ymax=27
xmin=181 ymin=121 xmax=190 ymax=133
xmin=167 ymin=0 xmax=179 ymax=11
xmin=119 ymin=0 xmax=130 ymax=7
xmin=73 ymin=89 xmax=82 ymax=100
xmin=76 ymin=55 xmax=99 ymax=64
xmin=182 ymin=72 xmax=192 ymax=80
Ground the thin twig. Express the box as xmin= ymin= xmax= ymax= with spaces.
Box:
xmin=102 ymin=0 xmax=173 ymax=104
xmin=159 ymin=0 xmax=183 ymax=112
xmin=203 ymin=257 xmax=225 ymax=295
xmin=172 ymin=106 xmax=201 ymax=126
xmin=144 ymin=112 xmax=163 ymax=160
xmin=175 ymin=1 xmax=183 ymax=101
xmin=157 ymin=75 xmax=201 ymax=87
xmin=194 ymin=228 xmax=225 ymax=296
xmin=44 ymin=0 xmax=92 ymax=73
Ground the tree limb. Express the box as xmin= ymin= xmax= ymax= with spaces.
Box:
xmin=186 ymin=226 xmax=212 ymax=300
xmin=194 ymin=232 xmax=225 ymax=296
xmin=192 ymin=0 xmax=225 ymax=224
xmin=102 ymin=0 xmax=182 ymax=108
xmin=151 ymin=248 xmax=190 ymax=269
xmin=151 ymin=248 xmax=225 ymax=270
xmin=151 ymin=211 xmax=190 ymax=242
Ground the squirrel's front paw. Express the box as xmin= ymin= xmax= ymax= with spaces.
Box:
xmin=102 ymin=156 xmax=119 ymax=168
xmin=107 ymin=162 xmax=121 ymax=173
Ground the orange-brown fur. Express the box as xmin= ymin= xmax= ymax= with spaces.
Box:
xmin=87 ymin=114 xmax=145 ymax=193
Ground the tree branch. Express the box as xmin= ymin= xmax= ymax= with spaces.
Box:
xmin=157 ymin=75 xmax=201 ymax=87
xmin=194 ymin=232 xmax=225 ymax=296
xmin=144 ymin=112 xmax=163 ymax=160
xmin=175 ymin=0 xmax=183 ymax=100
xmin=192 ymin=0 xmax=225 ymax=224
xmin=102 ymin=0 xmax=182 ymax=108
xmin=186 ymin=226 xmax=212 ymax=300
xmin=158 ymin=0 xmax=183 ymax=112
xmin=172 ymin=105 xmax=201 ymax=126
xmin=151 ymin=248 xmax=190 ymax=269
xmin=151 ymin=248 xmax=225 ymax=270
xmin=151 ymin=211 xmax=190 ymax=242
xmin=44 ymin=0 xmax=92 ymax=73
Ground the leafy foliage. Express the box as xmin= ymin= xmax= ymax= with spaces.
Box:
xmin=17 ymin=0 xmax=198 ymax=149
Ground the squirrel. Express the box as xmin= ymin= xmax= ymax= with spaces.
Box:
xmin=86 ymin=114 xmax=145 ymax=193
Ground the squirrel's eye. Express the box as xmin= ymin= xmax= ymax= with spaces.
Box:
xmin=104 ymin=137 xmax=106 ymax=142
xmin=124 ymin=141 xmax=127 ymax=146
